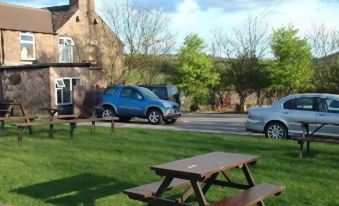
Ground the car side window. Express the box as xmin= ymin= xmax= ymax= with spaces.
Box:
xmin=324 ymin=98 xmax=339 ymax=113
xmin=103 ymin=87 xmax=116 ymax=95
xmin=283 ymin=99 xmax=294 ymax=109
xmin=120 ymin=88 xmax=143 ymax=100
xmin=293 ymin=97 xmax=315 ymax=111
xmin=120 ymin=88 xmax=133 ymax=98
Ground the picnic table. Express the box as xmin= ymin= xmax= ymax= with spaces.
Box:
xmin=294 ymin=121 xmax=339 ymax=158
xmin=0 ymin=101 xmax=26 ymax=117
xmin=40 ymin=107 xmax=63 ymax=120
xmin=124 ymin=152 xmax=283 ymax=206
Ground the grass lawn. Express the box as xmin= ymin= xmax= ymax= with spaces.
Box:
xmin=0 ymin=125 xmax=338 ymax=206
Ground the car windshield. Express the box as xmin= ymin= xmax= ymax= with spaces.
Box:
xmin=138 ymin=87 xmax=160 ymax=99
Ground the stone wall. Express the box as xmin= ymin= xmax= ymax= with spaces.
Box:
xmin=0 ymin=66 xmax=51 ymax=113
xmin=57 ymin=11 xmax=124 ymax=87
xmin=1 ymin=30 xmax=57 ymax=65
xmin=0 ymin=64 xmax=97 ymax=114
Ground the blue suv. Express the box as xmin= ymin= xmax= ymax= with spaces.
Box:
xmin=99 ymin=85 xmax=181 ymax=124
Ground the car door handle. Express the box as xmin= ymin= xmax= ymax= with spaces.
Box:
xmin=283 ymin=112 xmax=288 ymax=114
xmin=318 ymin=114 xmax=327 ymax=116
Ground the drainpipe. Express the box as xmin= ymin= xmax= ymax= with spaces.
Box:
xmin=0 ymin=29 xmax=4 ymax=65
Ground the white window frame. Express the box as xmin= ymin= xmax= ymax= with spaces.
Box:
xmin=58 ymin=37 xmax=75 ymax=63
xmin=20 ymin=33 xmax=36 ymax=60
xmin=55 ymin=77 xmax=81 ymax=106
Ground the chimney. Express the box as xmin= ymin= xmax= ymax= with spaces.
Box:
xmin=69 ymin=0 xmax=95 ymax=13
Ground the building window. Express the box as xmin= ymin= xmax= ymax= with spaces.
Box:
xmin=58 ymin=37 xmax=74 ymax=63
xmin=20 ymin=33 xmax=35 ymax=60
xmin=56 ymin=77 xmax=81 ymax=105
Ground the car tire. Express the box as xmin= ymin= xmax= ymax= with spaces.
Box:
xmin=119 ymin=117 xmax=131 ymax=122
xmin=147 ymin=109 xmax=162 ymax=125
xmin=265 ymin=122 xmax=287 ymax=140
xmin=102 ymin=106 xmax=115 ymax=118
xmin=163 ymin=119 xmax=177 ymax=124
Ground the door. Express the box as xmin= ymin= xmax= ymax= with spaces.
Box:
xmin=117 ymin=87 xmax=145 ymax=117
xmin=314 ymin=97 xmax=339 ymax=137
xmin=283 ymin=97 xmax=317 ymax=134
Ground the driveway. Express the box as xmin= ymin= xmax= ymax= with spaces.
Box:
xmin=100 ymin=113 xmax=263 ymax=137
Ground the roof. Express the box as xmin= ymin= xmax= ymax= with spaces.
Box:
xmin=0 ymin=2 xmax=78 ymax=34
xmin=0 ymin=2 xmax=54 ymax=34
xmin=46 ymin=4 xmax=78 ymax=32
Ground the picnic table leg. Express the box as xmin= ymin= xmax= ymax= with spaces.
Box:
xmin=190 ymin=180 xmax=208 ymax=206
xmin=90 ymin=121 xmax=95 ymax=134
xmin=49 ymin=124 xmax=54 ymax=138
xmin=177 ymin=186 xmax=194 ymax=203
xmin=307 ymin=140 xmax=310 ymax=152
xmin=28 ymin=126 xmax=33 ymax=135
xmin=111 ymin=119 xmax=115 ymax=134
xmin=70 ymin=122 xmax=76 ymax=139
xmin=202 ymin=172 xmax=219 ymax=194
xmin=0 ymin=120 xmax=4 ymax=131
xmin=299 ymin=140 xmax=304 ymax=158
xmin=242 ymin=164 xmax=265 ymax=206
xmin=154 ymin=176 xmax=174 ymax=197
xmin=18 ymin=126 xmax=24 ymax=141
xmin=222 ymin=170 xmax=234 ymax=183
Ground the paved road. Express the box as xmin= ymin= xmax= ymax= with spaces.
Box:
xmin=101 ymin=113 xmax=263 ymax=137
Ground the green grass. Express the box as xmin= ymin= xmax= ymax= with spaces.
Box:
xmin=0 ymin=125 xmax=338 ymax=206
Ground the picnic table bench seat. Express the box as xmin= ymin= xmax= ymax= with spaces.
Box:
xmin=15 ymin=117 xmax=114 ymax=141
xmin=210 ymin=183 xmax=283 ymax=206
xmin=123 ymin=178 xmax=190 ymax=202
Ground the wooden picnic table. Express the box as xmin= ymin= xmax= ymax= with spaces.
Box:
xmin=0 ymin=101 xmax=26 ymax=117
xmin=124 ymin=152 xmax=283 ymax=206
xmin=295 ymin=121 xmax=339 ymax=158
xmin=40 ymin=107 xmax=63 ymax=120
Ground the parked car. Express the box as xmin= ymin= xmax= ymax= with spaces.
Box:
xmin=139 ymin=85 xmax=183 ymax=105
xmin=246 ymin=93 xmax=339 ymax=139
xmin=99 ymin=85 xmax=181 ymax=124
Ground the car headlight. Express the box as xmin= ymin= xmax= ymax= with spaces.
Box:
xmin=165 ymin=108 xmax=174 ymax=114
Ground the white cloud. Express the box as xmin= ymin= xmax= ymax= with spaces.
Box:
xmin=167 ymin=0 xmax=339 ymax=49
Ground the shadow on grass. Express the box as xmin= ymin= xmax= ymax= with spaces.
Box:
xmin=12 ymin=173 xmax=134 ymax=206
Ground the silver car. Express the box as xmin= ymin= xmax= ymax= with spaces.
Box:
xmin=246 ymin=93 xmax=339 ymax=139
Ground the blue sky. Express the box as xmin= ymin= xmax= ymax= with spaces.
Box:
xmin=1 ymin=0 xmax=339 ymax=48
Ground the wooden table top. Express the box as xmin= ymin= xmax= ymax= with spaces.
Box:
xmin=151 ymin=152 xmax=259 ymax=180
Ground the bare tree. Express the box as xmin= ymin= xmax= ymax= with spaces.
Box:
xmin=307 ymin=23 xmax=339 ymax=92
xmin=210 ymin=17 xmax=270 ymax=112
xmin=102 ymin=0 xmax=175 ymax=84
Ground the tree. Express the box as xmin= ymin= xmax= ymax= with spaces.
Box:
xmin=307 ymin=23 xmax=339 ymax=92
xmin=269 ymin=26 xmax=313 ymax=96
xmin=102 ymin=0 xmax=175 ymax=84
xmin=210 ymin=17 xmax=270 ymax=112
xmin=173 ymin=34 xmax=219 ymax=111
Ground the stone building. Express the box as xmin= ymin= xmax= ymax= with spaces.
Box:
xmin=0 ymin=0 xmax=123 ymax=114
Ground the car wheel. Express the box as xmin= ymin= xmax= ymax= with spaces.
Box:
xmin=119 ymin=117 xmax=131 ymax=122
xmin=265 ymin=122 xmax=287 ymax=140
xmin=163 ymin=119 xmax=177 ymax=124
xmin=147 ymin=109 xmax=162 ymax=125
xmin=102 ymin=106 xmax=115 ymax=118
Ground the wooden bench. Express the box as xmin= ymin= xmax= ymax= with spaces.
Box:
xmin=15 ymin=118 xmax=114 ymax=141
xmin=0 ymin=116 xmax=38 ymax=132
xmin=123 ymin=178 xmax=190 ymax=202
xmin=292 ymin=136 xmax=339 ymax=157
xmin=210 ymin=183 xmax=283 ymax=206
